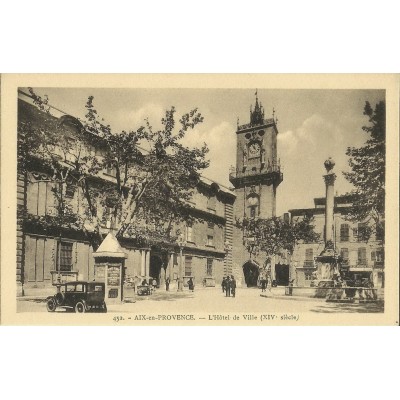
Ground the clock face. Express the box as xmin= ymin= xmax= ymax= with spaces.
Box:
xmin=248 ymin=142 xmax=260 ymax=157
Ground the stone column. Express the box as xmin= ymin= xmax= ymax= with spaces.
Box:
xmin=315 ymin=158 xmax=340 ymax=282
xmin=145 ymin=250 xmax=150 ymax=277
xmin=168 ymin=253 xmax=174 ymax=280
xmin=323 ymin=158 xmax=336 ymax=245
xmin=140 ymin=250 xmax=146 ymax=276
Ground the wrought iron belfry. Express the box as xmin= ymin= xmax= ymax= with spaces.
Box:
xmin=250 ymin=90 xmax=265 ymax=126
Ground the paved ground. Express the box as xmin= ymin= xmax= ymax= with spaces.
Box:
xmin=17 ymin=286 xmax=384 ymax=315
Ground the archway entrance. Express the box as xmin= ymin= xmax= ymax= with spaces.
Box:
xmin=149 ymin=255 xmax=163 ymax=286
xmin=275 ymin=263 xmax=289 ymax=286
xmin=242 ymin=261 xmax=260 ymax=287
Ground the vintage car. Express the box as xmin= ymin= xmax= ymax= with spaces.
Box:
xmin=46 ymin=281 xmax=107 ymax=313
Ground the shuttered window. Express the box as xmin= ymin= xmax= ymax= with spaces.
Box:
xmin=357 ymin=247 xmax=366 ymax=265
xmin=340 ymin=224 xmax=349 ymax=242
xmin=185 ymin=257 xmax=192 ymax=276
xmin=57 ymin=241 xmax=73 ymax=271
xmin=206 ymin=259 xmax=213 ymax=276
xmin=304 ymin=248 xmax=314 ymax=267
xmin=340 ymin=248 xmax=349 ymax=265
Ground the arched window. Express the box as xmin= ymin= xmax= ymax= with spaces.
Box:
xmin=247 ymin=194 xmax=259 ymax=218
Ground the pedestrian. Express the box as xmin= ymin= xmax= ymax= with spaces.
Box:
xmin=230 ymin=275 xmax=236 ymax=298
xmin=225 ymin=276 xmax=231 ymax=297
xmin=188 ymin=277 xmax=195 ymax=292
xmin=261 ymin=278 xmax=267 ymax=292
xmin=221 ymin=277 xmax=227 ymax=293
xmin=142 ymin=278 xmax=148 ymax=286
xmin=165 ymin=277 xmax=170 ymax=291
xmin=152 ymin=278 xmax=157 ymax=290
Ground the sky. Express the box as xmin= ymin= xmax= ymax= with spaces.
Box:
xmin=23 ymin=87 xmax=385 ymax=216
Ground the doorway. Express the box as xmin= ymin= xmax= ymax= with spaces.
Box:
xmin=242 ymin=261 xmax=259 ymax=287
xmin=149 ymin=255 xmax=163 ymax=286
xmin=275 ymin=263 xmax=289 ymax=286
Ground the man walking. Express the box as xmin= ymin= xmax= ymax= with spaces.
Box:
xmin=221 ymin=277 xmax=227 ymax=293
xmin=225 ymin=276 xmax=231 ymax=297
xmin=230 ymin=275 xmax=236 ymax=298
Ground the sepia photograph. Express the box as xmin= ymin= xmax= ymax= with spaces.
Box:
xmin=1 ymin=4 xmax=399 ymax=400
xmin=1 ymin=74 xmax=398 ymax=325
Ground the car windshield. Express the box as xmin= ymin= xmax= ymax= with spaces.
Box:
xmin=64 ymin=283 xmax=85 ymax=292
xmin=66 ymin=284 xmax=76 ymax=292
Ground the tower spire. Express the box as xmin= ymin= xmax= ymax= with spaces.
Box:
xmin=250 ymin=89 xmax=264 ymax=125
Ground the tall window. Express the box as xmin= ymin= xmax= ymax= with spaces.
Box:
xmin=340 ymin=248 xmax=349 ymax=265
xmin=103 ymin=205 xmax=114 ymax=228
xmin=371 ymin=248 xmax=384 ymax=265
xmin=304 ymin=271 xmax=313 ymax=281
xmin=304 ymin=248 xmax=314 ymax=267
xmin=375 ymin=225 xmax=384 ymax=241
xmin=186 ymin=225 xmax=193 ymax=242
xmin=357 ymin=247 xmax=367 ymax=265
xmin=106 ymin=163 xmax=117 ymax=177
xmin=185 ymin=256 xmax=192 ymax=276
xmin=357 ymin=223 xmax=367 ymax=242
xmin=207 ymin=196 xmax=216 ymax=212
xmin=340 ymin=224 xmax=350 ymax=242
xmin=57 ymin=241 xmax=73 ymax=272
xmin=207 ymin=222 xmax=214 ymax=246
xmin=64 ymin=182 xmax=76 ymax=199
xmin=206 ymin=258 xmax=213 ymax=276
xmin=247 ymin=194 xmax=259 ymax=218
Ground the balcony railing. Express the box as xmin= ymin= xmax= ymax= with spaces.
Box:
xmin=353 ymin=262 xmax=370 ymax=269
xmin=229 ymin=162 xmax=281 ymax=180
xmin=237 ymin=118 xmax=275 ymax=131
xmin=303 ymin=261 xmax=315 ymax=268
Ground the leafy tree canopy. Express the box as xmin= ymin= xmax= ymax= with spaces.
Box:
xmin=18 ymin=89 xmax=209 ymax=249
xmin=343 ymin=100 xmax=385 ymax=242
xmin=236 ymin=215 xmax=320 ymax=260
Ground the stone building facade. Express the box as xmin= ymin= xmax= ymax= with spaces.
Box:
xmin=290 ymin=195 xmax=384 ymax=288
xmin=17 ymin=93 xmax=235 ymax=297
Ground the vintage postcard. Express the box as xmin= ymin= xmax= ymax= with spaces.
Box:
xmin=1 ymin=74 xmax=398 ymax=325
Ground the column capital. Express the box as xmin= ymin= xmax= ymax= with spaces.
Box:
xmin=323 ymin=173 xmax=336 ymax=186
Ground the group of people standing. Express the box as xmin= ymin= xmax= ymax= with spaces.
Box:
xmin=165 ymin=277 xmax=195 ymax=291
xmin=221 ymin=275 xmax=237 ymax=297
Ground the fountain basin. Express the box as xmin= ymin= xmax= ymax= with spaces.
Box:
xmin=285 ymin=285 xmax=379 ymax=302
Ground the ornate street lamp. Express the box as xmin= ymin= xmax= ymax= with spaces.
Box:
xmin=177 ymin=231 xmax=186 ymax=292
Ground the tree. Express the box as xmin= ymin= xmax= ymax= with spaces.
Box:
xmin=18 ymin=89 xmax=209 ymax=250
xmin=236 ymin=215 xmax=320 ymax=260
xmin=343 ymin=100 xmax=385 ymax=242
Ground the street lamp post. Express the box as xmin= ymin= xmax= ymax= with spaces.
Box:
xmin=177 ymin=232 xmax=186 ymax=292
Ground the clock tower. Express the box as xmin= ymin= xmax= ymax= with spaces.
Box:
xmin=229 ymin=92 xmax=283 ymax=286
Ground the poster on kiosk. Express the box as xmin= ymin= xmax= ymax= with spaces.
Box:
xmin=93 ymin=233 xmax=127 ymax=304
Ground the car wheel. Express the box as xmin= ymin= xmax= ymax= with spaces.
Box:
xmin=74 ymin=301 xmax=86 ymax=313
xmin=46 ymin=298 xmax=57 ymax=312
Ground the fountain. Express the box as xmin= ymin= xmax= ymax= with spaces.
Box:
xmin=285 ymin=158 xmax=379 ymax=303
xmin=313 ymin=158 xmax=341 ymax=296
